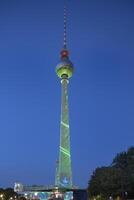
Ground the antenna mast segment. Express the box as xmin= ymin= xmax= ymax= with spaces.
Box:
xmin=63 ymin=6 xmax=67 ymax=49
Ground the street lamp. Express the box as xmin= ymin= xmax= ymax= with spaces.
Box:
xmin=0 ymin=194 xmax=4 ymax=199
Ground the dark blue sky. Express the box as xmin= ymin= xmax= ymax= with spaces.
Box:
xmin=0 ymin=0 xmax=134 ymax=188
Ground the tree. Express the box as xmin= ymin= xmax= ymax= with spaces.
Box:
xmin=112 ymin=147 xmax=134 ymax=198
xmin=88 ymin=167 xmax=121 ymax=198
xmin=0 ymin=188 xmax=18 ymax=200
xmin=88 ymin=146 xmax=134 ymax=199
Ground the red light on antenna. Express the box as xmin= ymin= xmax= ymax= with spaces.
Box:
xmin=61 ymin=49 xmax=69 ymax=58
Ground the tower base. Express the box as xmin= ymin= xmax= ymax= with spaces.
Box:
xmin=14 ymin=183 xmax=88 ymax=200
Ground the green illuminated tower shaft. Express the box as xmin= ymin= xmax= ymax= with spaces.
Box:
xmin=56 ymin=5 xmax=74 ymax=189
xmin=58 ymin=77 xmax=72 ymax=188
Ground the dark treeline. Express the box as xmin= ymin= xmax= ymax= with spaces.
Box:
xmin=0 ymin=188 xmax=27 ymax=200
xmin=88 ymin=147 xmax=134 ymax=200
xmin=0 ymin=188 xmax=18 ymax=200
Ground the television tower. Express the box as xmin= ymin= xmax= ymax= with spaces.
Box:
xmin=55 ymin=5 xmax=74 ymax=188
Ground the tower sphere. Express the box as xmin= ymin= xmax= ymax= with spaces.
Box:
xmin=56 ymin=57 xmax=74 ymax=79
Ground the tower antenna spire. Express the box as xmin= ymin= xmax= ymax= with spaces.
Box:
xmin=60 ymin=2 xmax=70 ymax=59
xmin=63 ymin=5 xmax=67 ymax=49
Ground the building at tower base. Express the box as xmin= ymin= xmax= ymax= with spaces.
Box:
xmin=14 ymin=183 xmax=88 ymax=200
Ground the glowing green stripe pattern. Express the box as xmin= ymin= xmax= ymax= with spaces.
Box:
xmin=56 ymin=78 xmax=72 ymax=188
xmin=60 ymin=146 xmax=71 ymax=157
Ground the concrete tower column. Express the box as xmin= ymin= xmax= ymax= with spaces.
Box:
xmin=57 ymin=77 xmax=72 ymax=188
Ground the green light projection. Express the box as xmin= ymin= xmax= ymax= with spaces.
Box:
xmin=56 ymin=78 xmax=72 ymax=188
